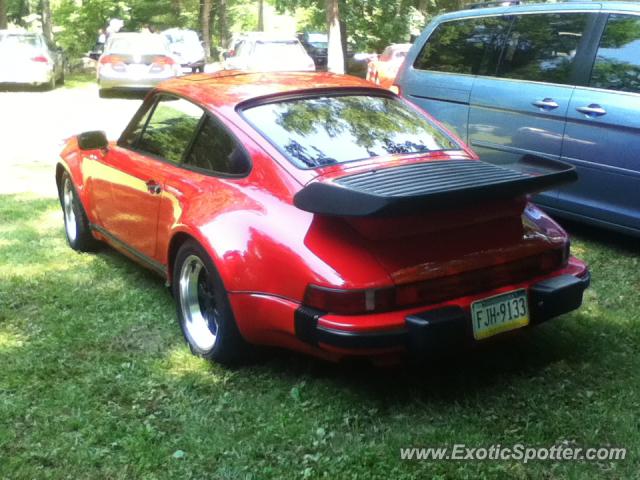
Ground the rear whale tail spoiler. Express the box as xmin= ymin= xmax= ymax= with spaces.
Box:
xmin=293 ymin=155 xmax=577 ymax=217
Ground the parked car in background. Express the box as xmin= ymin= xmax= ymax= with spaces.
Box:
xmin=366 ymin=43 xmax=411 ymax=89
xmin=97 ymin=32 xmax=180 ymax=97
xmin=395 ymin=1 xmax=640 ymax=237
xmin=163 ymin=28 xmax=205 ymax=73
xmin=0 ymin=30 xmax=65 ymax=90
xmin=56 ymin=71 xmax=589 ymax=365
xmin=223 ymin=33 xmax=315 ymax=72
xmin=298 ymin=32 xmax=328 ymax=70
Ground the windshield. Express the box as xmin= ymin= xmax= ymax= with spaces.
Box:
xmin=166 ymin=30 xmax=200 ymax=46
xmin=242 ymin=94 xmax=458 ymax=169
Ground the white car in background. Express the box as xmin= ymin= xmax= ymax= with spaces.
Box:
xmin=163 ymin=28 xmax=205 ymax=73
xmin=223 ymin=33 xmax=315 ymax=72
xmin=0 ymin=30 xmax=65 ymax=90
xmin=97 ymin=32 xmax=181 ymax=97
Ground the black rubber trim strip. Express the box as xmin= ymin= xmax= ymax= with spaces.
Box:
xmin=90 ymin=224 xmax=167 ymax=277
xmin=294 ymin=154 xmax=577 ymax=217
xmin=316 ymin=326 xmax=408 ymax=349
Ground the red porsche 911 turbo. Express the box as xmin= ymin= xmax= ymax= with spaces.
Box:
xmin=56 ymin=71 xmax=590 ymax=365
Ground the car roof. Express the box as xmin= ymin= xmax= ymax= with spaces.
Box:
xmin=434 ymin=1 xmax=640 ymax=21
xmin=159 ymin=71 xmax=386 ymax=111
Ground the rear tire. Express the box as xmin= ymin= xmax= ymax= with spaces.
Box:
xmin=173 ymin=240 xmax=251 ymax=365
xmin=58 ymin=172 xmax=99 ymax=252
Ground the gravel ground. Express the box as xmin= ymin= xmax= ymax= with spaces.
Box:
xmin=0 ymin=83 xmax=143 ymax=197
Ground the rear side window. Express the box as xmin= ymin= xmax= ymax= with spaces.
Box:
xmin=413 ymin=17 xmax=509 ymax=75
xmin=590 ymin=14 xmax=640 ymax=93
xmin=184 ymin=116 xmax=250 ymax=175
xmin=498 ymin=13 xmax=592 ymax=85
xmin=241 ymin=94 xmax=458 ymax=169
xmin=136 ymin=97 xmax=203 ymax=163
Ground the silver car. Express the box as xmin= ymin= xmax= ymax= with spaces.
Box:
xmin=97 ymin=32 xmax=180 ymax=97
xmin=223 ymin=33 xmax=316 ymax=72
xmin=0 ymin=30 xmax=65 ymax=89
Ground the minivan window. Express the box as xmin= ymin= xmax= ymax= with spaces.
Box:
xmin=242 ymin=95 xmax=458 ymax=169
xmin=590 ymin=14 xmax=640 ymax=94
xmin=498 ymin=13 xmax=592 ymax=85
xmin=413 ymin=17 xmax=509 ymax=76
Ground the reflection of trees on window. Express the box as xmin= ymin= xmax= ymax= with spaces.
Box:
xmin=137 ymin=100 xmax=202 ymax=164
xmin=414 ymin=17 xmax=509 ymax=75
xmin=590 ymin=14 xmax=640 ymax=93
xmin=243 ymin=95 xmax=457 ymax=169
xmin=498 ymin=13 xmax=592 ymax=85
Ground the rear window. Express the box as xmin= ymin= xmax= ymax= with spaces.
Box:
xmin=254 ymin=40 xmax=307 ymax=58
xmin=241 ymin=94 xmax=458 ymax=169
xmin=107 ymin=35 xmax=168 ymax=54
xmin=0 ymin=34 xmax=42 ymax=49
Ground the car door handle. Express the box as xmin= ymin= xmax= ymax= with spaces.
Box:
xmin=576 ymin=104 xmax=607 ymax=117
xmin=532 ymin=98 xmax=559 ymax=110
xmin=145 ymin=180 xmax=162 ymax=195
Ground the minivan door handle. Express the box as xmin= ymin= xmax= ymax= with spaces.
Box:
xmin=532 ymin=98 xmax=559 ymax=110
xmin=576 ymin=104 xmax=607 ymax=117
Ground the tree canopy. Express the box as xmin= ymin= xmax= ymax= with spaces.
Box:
xmin=1 ymin=0 xmax=467 ymax=60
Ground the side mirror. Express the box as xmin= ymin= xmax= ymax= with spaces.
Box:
xmin=78 ymin=130 xmax=108 ymax=151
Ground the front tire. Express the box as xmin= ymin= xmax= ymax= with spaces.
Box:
xmin=173 ymin=240 xmax=251 ymax=365
xmin=58 ymin=172 xmax=99 ymax=252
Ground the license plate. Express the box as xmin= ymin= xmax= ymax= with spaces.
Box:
xmin=471 ymin=289 xmax=529 ymax=340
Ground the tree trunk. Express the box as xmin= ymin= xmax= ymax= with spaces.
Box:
xmin=218 ymin=0 xmax=229 ymax=51
xmin=418 ymin=0 xmax=429 ymax=15
xmin=257 ymin=0 xmax=264 ymax=31
xmin=41 ymin=0 xmax=52 ymax=42
xmin=0 ymin=0 xmax=7 ymax=29
xmin=326 ymin=0 xmax=344 ymax=74
xmin=201 ymin=0 xmax=212 ymax=60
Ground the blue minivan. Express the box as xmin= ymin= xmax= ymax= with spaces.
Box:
xmin=395 ymin=1 xmax=640 ymax=236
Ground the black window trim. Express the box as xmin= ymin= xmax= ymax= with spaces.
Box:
xmin=117 ymin=91 xmax=252 ymax=178
xmin=236 ymin=88 xmax=463 ymax=171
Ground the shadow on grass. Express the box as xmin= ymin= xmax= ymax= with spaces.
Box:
xmin=557 ymin=218 xmax=640 ymax=255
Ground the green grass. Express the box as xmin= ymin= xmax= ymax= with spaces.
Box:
xmin=62 ymin=72 xmax=97 ymax=89
xmin=1 ymin=194 xmax=639 ymax=479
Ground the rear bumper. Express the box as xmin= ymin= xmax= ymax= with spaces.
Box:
xmin=0 ymin=65 xmax=54 ymax=85
xmin=98 ymin=72 xmax=175 ymax=90
xmin=294 ymin=271 xmax=590 ymax=354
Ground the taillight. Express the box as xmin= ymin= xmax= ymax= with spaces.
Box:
xmin=152 ymin=55 xmax=175 ymax=66
xmin=304 ymin=285 xmax=395 ymax=315
xmin=99 ymin=55 xmax=124 ymax=65
xmin=304 ymin=249 xmax=565 ymax=315
xmin=31 ymin=55 xmax=49 ymax=63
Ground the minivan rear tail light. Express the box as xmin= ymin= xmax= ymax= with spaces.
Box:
xmin=31 ymin=55 xmax=49 ymax=63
